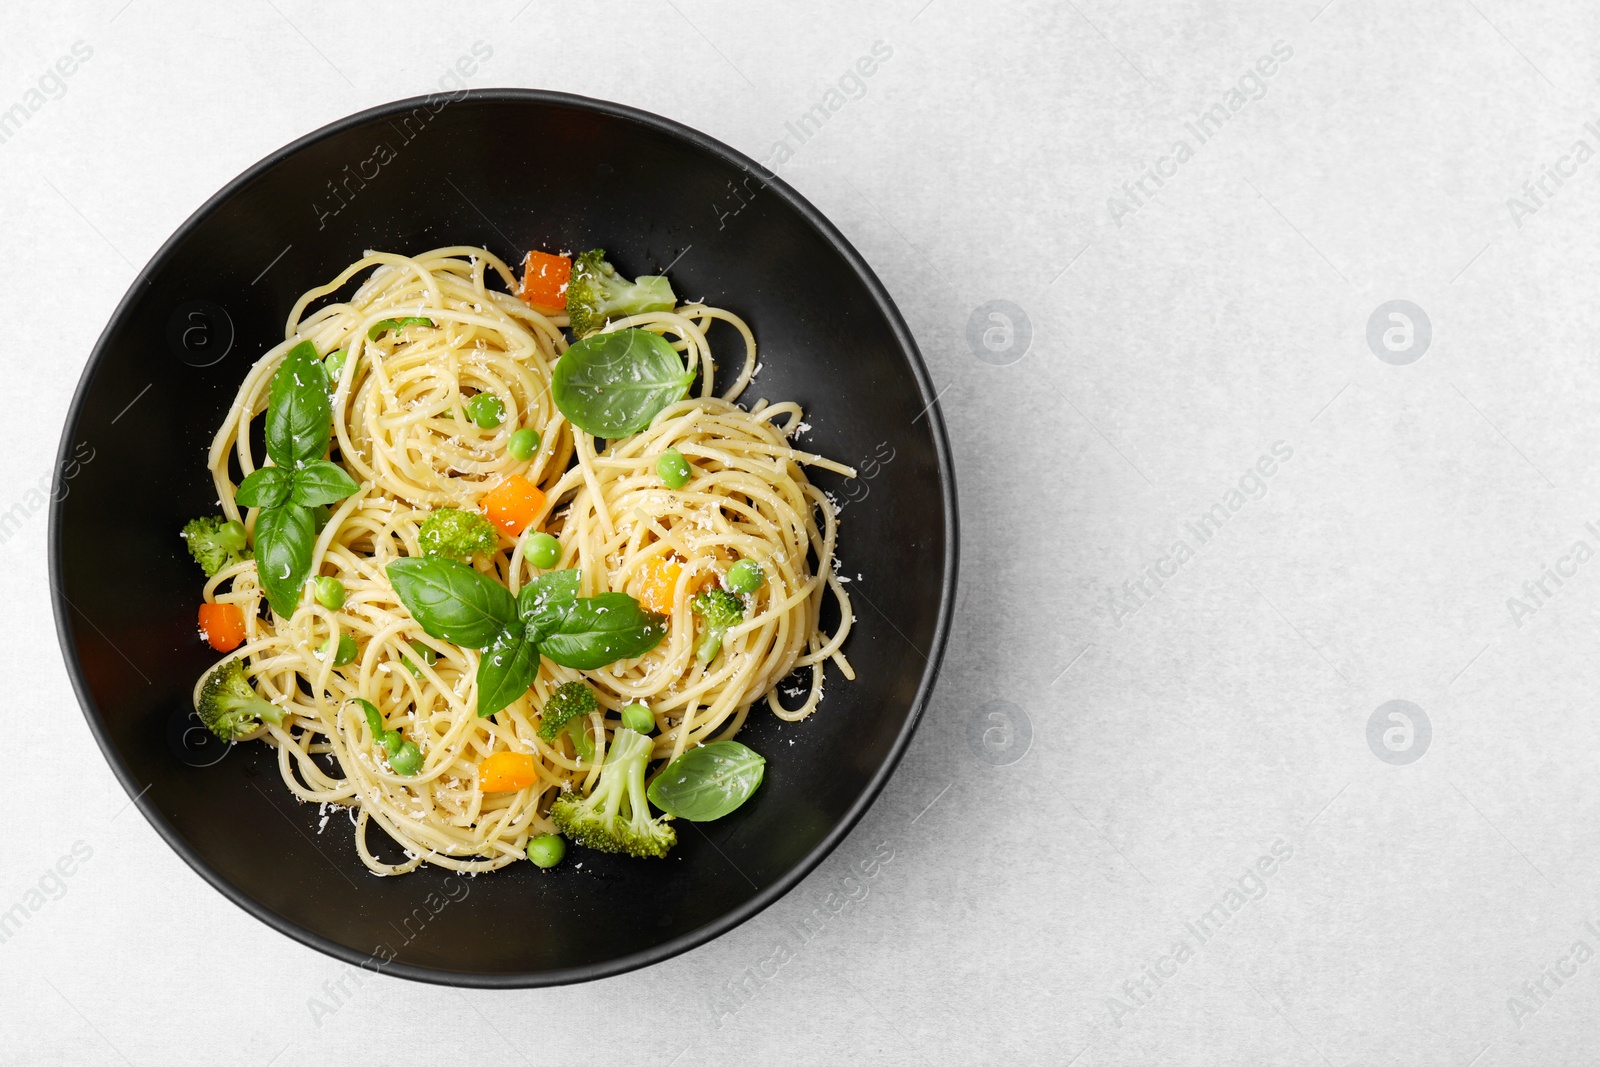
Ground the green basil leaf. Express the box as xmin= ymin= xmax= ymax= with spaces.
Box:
xmin=647 ymin=741 xmax=766 ymax=822
xmin=517 ymin=569 xmax=581 ymax=644
xmin=236 ymin=466 xmax=291 ymax=509
xmin=538 ymin=592 xmax=668 ymax=670
xmin=351 ymin=698 xmax=383 ymax=735
xmin=475 ymin=627 xmax=541 ymax=718
xmin=517 ymin=569 xmax=581 ymax=619
xmin=551 ymin=328 xmax=695 ymax=438
xmin=265 ymin=340 xmax=333 ymax=467
xmin=289 ymin=459 xmax=361 ymax=507
xmin=323 ymin=348 xmax=350 ymax=390
xmin=367 ymin=317 xmax=435 ymax=341
xmin=255 ymin=502 xmax=316 ymax=619
xmin=401 ymin=640 xmax=437 ymax=677
xmin=386 ymin=557 xmax=516 ymax=649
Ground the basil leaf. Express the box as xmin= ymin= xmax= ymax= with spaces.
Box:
xmin=351 ymin=698 xmax=383 ymax=735
xmin=255 ymin=502 xmax=316 ymax=619
xmin=475 ymin=627 xmax=540 ymax=718
xmin=265 ymin=341 xmax=333 ymax=467
xmin=517 ymin=569 xmax=581 ymax=644
xmin=401 ymin=640 xmax=437 ymax=677
xmin=386 ymin=557 xmax=516 ymax=649
xmin=538 ymin=592 xmax=668 ymax=670
xmin=551 ymin=328 xmax=695 ymax=437
xmin=236 ymin=466 xmax=291 ymax=509
xmin=290 ymin=459 xmax=361 ymax=507
xmin=647 ymin=741 xmax=766 ymax=822
xmin=517 ymin=569 xmax=581 ymax=619
xmin=367 ymin=317 xmax=434 ymax=341
xmin=323 ymin=348 xmax=350 ymax=389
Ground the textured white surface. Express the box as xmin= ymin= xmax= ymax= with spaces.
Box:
xmin=4 ymin=0 xmax=1600 ymax=1063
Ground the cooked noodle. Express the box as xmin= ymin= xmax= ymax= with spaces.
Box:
xmin=194 ymin=247 xmax=854 ymax=875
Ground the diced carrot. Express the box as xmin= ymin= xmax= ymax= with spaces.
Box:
xmin=520 ymin=251 xmax=572 ymax=314
xmin=198 ymin=602 xmax=246 ymax=652
xmin=482 ymin=475 xmax=546 ymax=538
xmin=639 ymin=555 xmax=684 ymax=614
xmin=479 ymin=751 xmax=540 ymax=792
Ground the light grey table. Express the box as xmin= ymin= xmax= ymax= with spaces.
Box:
xmin=4 ymin=1 xmax=1597 ymax=1063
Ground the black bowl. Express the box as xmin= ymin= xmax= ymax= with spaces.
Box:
xmin=51 ymin=89 xmax=955 ymax=986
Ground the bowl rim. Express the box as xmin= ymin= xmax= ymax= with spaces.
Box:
xmin=49 ymin=86 xmax=958 ymax=988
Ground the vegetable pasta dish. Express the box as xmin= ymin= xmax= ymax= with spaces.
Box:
xmin=181 ymin=245 xmax=855 ymax=875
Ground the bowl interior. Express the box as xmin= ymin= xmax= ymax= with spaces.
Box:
xmin=53 ymin=90 xmax=952 ymax=985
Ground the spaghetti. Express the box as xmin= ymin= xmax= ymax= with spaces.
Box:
xmin=189 ymin=246 xmax=854 ymax=875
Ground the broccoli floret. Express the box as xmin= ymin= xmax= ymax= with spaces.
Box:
xmin=196 ymin=658 xmax=284 ymax=741
xmin=693 ymin=588 xmax=745 ymax=662
xmin=417 ymin=508 xmax=498 ymax=563
xmin=537 ymin=681 xmax=598 ymax=742
xmin=565 ymin=249 xmax=677 ymax=337
xmin=549 ymin=727 xmax=675 ymax=858
xmin=181 ymin=516 xmax=251 ymax=577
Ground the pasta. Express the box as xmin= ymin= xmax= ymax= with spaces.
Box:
xmin=187 ymin=246 xmax=855 ymax=875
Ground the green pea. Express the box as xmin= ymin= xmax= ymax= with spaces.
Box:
xmin=313 ymin=575 xmax=346 ymax=610
xmin=527 ymin=833 xmax=566 ymax=868
xmin=621 ymin=703 xmax=655 ymax=734
xmin=388 ymin=739 xmax=424 ymax=776
xmin=527 ymin=532 xmax=561 ymax=569
xmin=216 ymin=520 xmax=248 ymax=552
xmin=324 ymin=349 xmax=349 ymax=385
xmin=508 ymin=427 xmax=541 ymax=461
xmin=726 ymin=559 xmax=764 ymax=594
xmin=656 ymin=448 xmax=691 ymax=489
xmin=467 ymin=393 xmax=505 ymax=429
xmin=403 ymin=641 xmax=438 ymax=677
xmin=321 ymin=632 xmax=358 ymax=666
